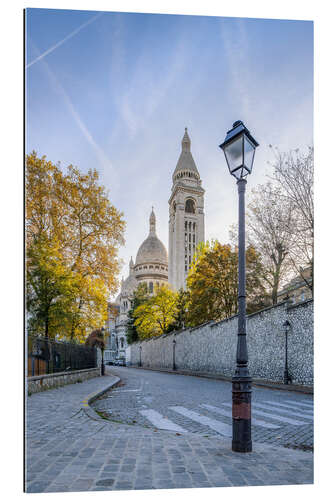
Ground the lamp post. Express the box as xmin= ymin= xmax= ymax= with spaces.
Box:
xmin=139 ymin=345 xmax=142 ymax=367
xmin=283 ymin=320 xmax=292 ymax=384
xmin=219 ymin=120 xmax=259 ymax=453
xmin=101 ymin=327 xmax=105 ymax=376
xmin=172 ymin=339 xmax=176 ymax=371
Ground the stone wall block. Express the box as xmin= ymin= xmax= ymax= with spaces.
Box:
xmin=129 ymin=300 xmax=313 ymax=386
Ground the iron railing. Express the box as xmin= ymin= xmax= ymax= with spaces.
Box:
xmin=27 ymin=335 xmax=97 ymax=376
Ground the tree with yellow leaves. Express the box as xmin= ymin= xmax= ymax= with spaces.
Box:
xmin=26 ymin=152 xmax=125 ymax=341
xmin=26 ymin=234 xmax=81 ymax=338
xmin=186 ymin=240 xmax=268 ymax=327
xmin=134 ymin=285 xmax=178 ymax=339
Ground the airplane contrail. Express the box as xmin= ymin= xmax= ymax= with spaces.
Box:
xmin=26 ymin=12 xmax=103 ymax=69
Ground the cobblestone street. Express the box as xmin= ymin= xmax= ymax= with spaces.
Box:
xmin=93 ymin=367 xmax=313 ymax=451
xmin=25 ymin=367 xmax=313 ymax=493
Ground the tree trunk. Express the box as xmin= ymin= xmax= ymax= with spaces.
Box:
xmin=45 ymin=311 xmax=49 ymax=339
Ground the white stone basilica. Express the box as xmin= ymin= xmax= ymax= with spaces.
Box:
xmin=104 ymin=129 xmax=205 ymax=363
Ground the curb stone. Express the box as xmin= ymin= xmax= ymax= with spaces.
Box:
xmin=81 ymin=375 xmax=120 ymax=420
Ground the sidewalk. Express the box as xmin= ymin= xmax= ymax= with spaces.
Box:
xmin=25 ymin=368 xmax=313 ymax=493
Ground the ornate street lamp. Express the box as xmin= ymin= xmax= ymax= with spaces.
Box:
xmin=219 ymin=120 xmax=259 ymax=453
xmin=283 ymin=320 xmax=292 ymax=384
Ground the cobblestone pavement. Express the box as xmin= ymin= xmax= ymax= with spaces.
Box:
xmin=25 ymin=368 xmax=313 ymax=493
xmin=93 ymin=367 xmax=314 ymax=452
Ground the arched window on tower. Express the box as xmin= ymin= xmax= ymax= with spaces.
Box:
xmin=185 ymin=199 xmax=195 ymax=213
xmin=149 ymin=282 xmax=154 ymax=294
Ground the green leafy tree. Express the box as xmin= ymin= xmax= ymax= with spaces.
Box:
xmin=126 ymin=283 xmax=150 ymax=344
xmin=168 ymin=288 xmax=190 ymax=331
xmin=26 ymin=235 xmax=81 ymax=338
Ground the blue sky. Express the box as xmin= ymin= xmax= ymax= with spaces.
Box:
xmin=25 ymin=8 xmax=313 ymax=294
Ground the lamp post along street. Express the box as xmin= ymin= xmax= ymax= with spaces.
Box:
xmin=101 ymin=327 xmax=105 ymax=376
xmin=172 ymin=339 xmax=176 ymax=371
xmin=283 ymin=320 xmax=292 ymax=384
xmin=219 ymin=120 xmax=259 ymax=453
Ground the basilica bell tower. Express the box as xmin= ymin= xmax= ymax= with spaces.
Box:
xmin=168 ymin=128 xmax=205 ymax=290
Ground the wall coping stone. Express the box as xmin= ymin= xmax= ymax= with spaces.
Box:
xmin=28 ymin=367 xmax=98 ymax=382
xmin=190 ymin=321 xmax=214 ymax=332
xmin=287 ymin=298 xmax=313 ymax=311
xmin=209 ymin=302 xmax=287 ymax=330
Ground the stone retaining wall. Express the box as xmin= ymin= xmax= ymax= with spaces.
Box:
xmin=27 ymin=367 xmax=101 ymax=394
xmin=129 ymin=300 xmax=313 ymax=386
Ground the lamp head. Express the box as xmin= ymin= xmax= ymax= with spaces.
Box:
xmin=219 ymin=120 xmax=259 ymax=179
xmin=283 ymin=320 xmax=291 ymax=332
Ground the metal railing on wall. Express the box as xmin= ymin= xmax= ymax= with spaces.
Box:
xmin=27 ymin=335 xmax=97 ymax=377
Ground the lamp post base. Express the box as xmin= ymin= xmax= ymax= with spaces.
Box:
xmin=284 ymin=370 xmax=292 ymax=385
xmin=232 ymin=375 xmax=252 ymax=453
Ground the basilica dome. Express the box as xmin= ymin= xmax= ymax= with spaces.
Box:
xmin=135 ymin=209 xmax=168 ymax=267
xmin=133 ymin=209 xmax=168 ymax=289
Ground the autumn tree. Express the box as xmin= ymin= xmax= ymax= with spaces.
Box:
xmin=63 ymin=275 xmax=109 ymax=343
xmin=126 ymin=283 xmax=150 ymax=344
xmin=245 ymin=182 xmax=297 ymax=304
xmin=169 ymin=288 xmax=190 ymax=331
xmin=186 ymin=241 xmax=267 ymax=326
xmin=26 ymin=152 xmax=125 ymax=340
xmin=85 ymin=328 xmax=106 ymax=350
xmin=26 ymin=152 xmax=62 ymax=246
xmin=134 ymin=285 xmax=178 ymax=339
xmin=26 ymin=235 xmax=80 ymax=338
xmin=54 ymin=165 xmax=125 ymax=291
xmin=85 ymin=328 xmax=106 ymax=371
xmin=269 ymin=146 xmax=314 ymax=293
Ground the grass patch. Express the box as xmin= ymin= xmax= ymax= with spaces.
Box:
xmin=95 ymin=410 xmax=111 ymax=421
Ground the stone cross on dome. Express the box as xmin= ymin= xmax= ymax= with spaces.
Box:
xmin=182 ymin=127 xmax=191 ymax=152
xmin=149 ymin=206 xmax=156 ymax=235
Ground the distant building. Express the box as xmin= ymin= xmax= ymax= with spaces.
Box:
xmin=168 ymin=128 xmax=205 ymax=290
xmin=104 ymin=209 xmax=168 ymax=363
xmin=104 ymin=129 xmax=205 ymax=362
xmin=277 ymin=267 xmax=313 ymax=305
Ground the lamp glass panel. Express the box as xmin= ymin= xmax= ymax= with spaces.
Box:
xmin=233 ymin=167 xmax=243 ymax=179
xmin=244 ymin=135 xmax=255 ymax=173
xmin=224 ymin=135 xmax=243 ymax=173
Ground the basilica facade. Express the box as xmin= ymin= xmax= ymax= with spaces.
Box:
xmin=104 ymin=129 xmax=205 ymax=364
